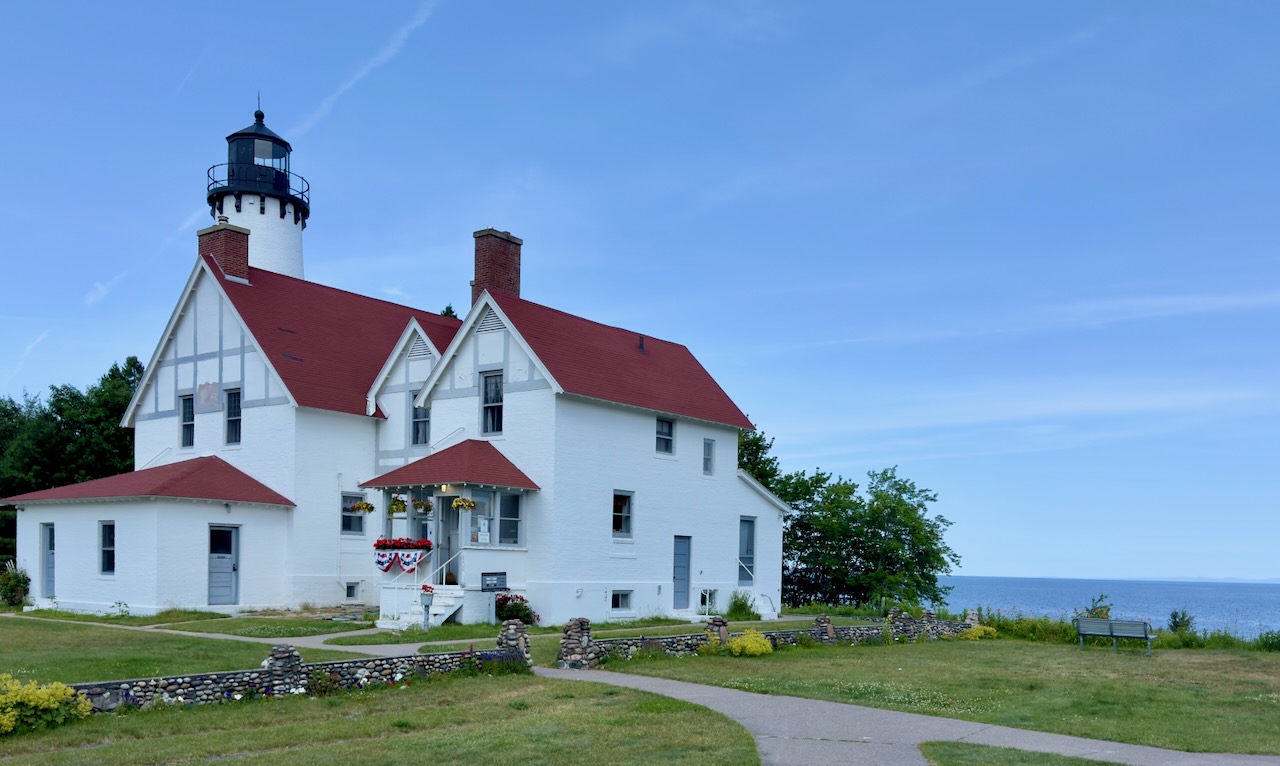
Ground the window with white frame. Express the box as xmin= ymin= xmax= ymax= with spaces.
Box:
xmin=738 ymin=516 xmax=756 ymax=585
xmin=469 ymin=492 xmax=493 ymax=544
xmin=180 ymin=395 xmax=194 ymax=447
xmin=703 ymin=438 xmax=715 ymax=475
xmin=482 ymin=372 xmax=503 ymax=434
xmin=655 ymin=418 xmax=674 ymax=453
xmin=225 ymin=389 xmax=242 ymax=445
xmin=341 ymin=494 xmax=366 ymax=535
xmin=410 ymin=390 xmax=430 ymax=446
xmin=611 ymin=590 xmax=632 ymax=611
xmin=100 ymin=521 xmax=115 ymax=575
xmin=498 ymin=494 xmax=521 ymax=545
xmin=612 ymin=492 xmax=633 ymax=539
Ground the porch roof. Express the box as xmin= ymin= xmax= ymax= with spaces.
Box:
xmin=360 ymin=440 xmax=540 ymax=492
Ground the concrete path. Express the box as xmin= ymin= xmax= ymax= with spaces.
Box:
xmin=536 ymin=667 xmax=1280 ymax=766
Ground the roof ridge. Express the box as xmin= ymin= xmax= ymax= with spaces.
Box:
xmin=490 ymin=291 xmax=691 ymax=351
xmin=244 ymin=264 xmax=462 ymax=329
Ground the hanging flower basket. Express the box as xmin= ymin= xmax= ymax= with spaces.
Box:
xmin=452 ymin=497 xmax=477 ymax=511
xmin=388 ymin=497 xmax=408 ymax=516
xmin=350 ymin=500 xmax=375 ymax=514
xmin=412 ymin=498 xmax=433 ymax=512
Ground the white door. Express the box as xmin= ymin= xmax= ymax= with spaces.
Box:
xmin=208 ymin=526 xmax=239 ymax=605
xmin=41 ymin=523 xmax=55 ymax=598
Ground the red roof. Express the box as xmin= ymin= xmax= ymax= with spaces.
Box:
xmin=208 ymin=255 xmax=461 ymax=417
xmin=1 ymin=457 xmax=294 ymax=506
xmin=361 ymin=440 xmax=539 ymax=491
xmin=488 ymin=291 xmax=753 ymax=429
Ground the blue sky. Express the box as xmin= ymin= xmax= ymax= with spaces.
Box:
xmin=1 ymin=2 xmax=1276 ymax=581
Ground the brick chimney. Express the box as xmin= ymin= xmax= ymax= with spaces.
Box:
xmin=472 ymin=228 xmax=522 ymax=303
xmin=198 ymin=217 xmax=251 ymax=281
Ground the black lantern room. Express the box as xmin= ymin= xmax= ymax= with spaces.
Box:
xmin=207 ymin=110 xmax=310 ymax=225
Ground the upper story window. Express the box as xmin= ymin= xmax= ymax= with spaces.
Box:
xmin=655 ymin=418 xmax=674 ymax=454
xmin=411 ymin=391 xmax=430 ymax=446
xmin=482 ymin=372 xmax=504 ymax=434
xmin=340 ymin=494 xmax=366 ymax=535
xmin=180 ymin=395 xmax=195 ymax=448
xmin=612 ymin=492 xmax=633 ymax=539
xmin=703 ymin=438 xmax=715 ymax=475
xmin=225 ymin=389 xmax=242 ymax=445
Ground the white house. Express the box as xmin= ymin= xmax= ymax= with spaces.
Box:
xmin=3 ymin=111 xmax=786 ymax=626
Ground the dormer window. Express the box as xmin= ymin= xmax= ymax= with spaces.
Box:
xmin=655 ymin=418 xmax=674 ymax=454
xmin=482 ymin=372 xmax=503 ymax=434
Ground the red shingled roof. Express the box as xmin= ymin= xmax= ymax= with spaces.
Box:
xmin=488 ymin=291 xmax=753 ymax=429
xmin=361 ymin=440 xmax=539 ymax=491
xmin=208 ymin=255 xmax=461 ymax=417
xmin=1 ymin=457 xmax=294 ymax=506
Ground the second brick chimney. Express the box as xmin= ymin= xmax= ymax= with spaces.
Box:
xmin=198 ymin=216 xmax=251 ymax=281
xmin=472 ymin=228 xmax=522 ymax=303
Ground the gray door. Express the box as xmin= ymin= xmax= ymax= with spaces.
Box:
xmin=41 ymin=524 xmax=55 ymax=598
xmin=673 ymin=535 xmax=691 ymax=610
xmin=208 ymin=526 xmax=239 ymax=605
xmin=437 ymin=497 xmax=459 ymax=585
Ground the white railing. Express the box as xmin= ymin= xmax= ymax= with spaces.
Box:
xmin=426 ymin=549 xmax=462 ymax=587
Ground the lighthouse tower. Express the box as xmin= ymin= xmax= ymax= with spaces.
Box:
xmin=206 ymin=110 xmax=310 ymax=278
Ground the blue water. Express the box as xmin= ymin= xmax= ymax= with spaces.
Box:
xmin=940 ymin=576 xmax=1280 ymax=639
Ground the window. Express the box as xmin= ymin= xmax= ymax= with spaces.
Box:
xmin=225 ymin=389 xmax=242 ymax=445
xmin=482 ymin=372 xmax=503 ymax=434
xmin=611 ymin=591 xmax=632 ymax=611
xmin=612 ymin=493 xmax=633 ymax=539
xmin=341 ymin=494 xmax=365 ymax=535
xmin=738 ymin=517 xmax=756 ymax=585
xmin=180 ymin=395 xmax=194 ymax=447
xmin=655 ymin=418 xmax=674 ymax=453
xmin=100 ymin=522 xmax=115 ymax=575
xmin=703 ymin=438 xmax=715 ymax=475
xmin=498 ymin=494 xmax=521 ymax=545
xmin=469 ymin=492 xmax=493 ymax=544
xmin=410 ymin=391 xmax=430 ymax=446
xmin=344 ymin=582 xmax=359 ymax=600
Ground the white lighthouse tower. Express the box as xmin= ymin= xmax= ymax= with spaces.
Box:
xmin=206 ymin=110 xmax=310 ymax=278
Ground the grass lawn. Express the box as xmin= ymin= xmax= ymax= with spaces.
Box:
xmin=611 ymin=638 xmax=1280 ymax=755
xmin=17 ymin=608 xmax=228 ymax=627
xmin=0 ymin=619 xmax=363 ymax=685
xmin=0 ymin=674 xmax=758 ymax=766
xmin=920 ymin=742 xmax=1123 ymax=765
xmin=163 ymin=617 xmax=368 ymax=638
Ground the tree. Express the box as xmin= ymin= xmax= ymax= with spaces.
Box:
xmin=740 ymin=435 xmax=959 ymax=609
xmin=440 ymin=303 xmax=458 ymax=318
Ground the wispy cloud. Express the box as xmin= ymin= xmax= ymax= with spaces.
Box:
xmin=811 ymin=289 xmax=1280 ymax=348
xmin=290 ymin=1 xmax=437 ymax=137
xmin=175 ymin=45 xmax=211 ymax=95
xmin=84 ymin=273 xmax=127 ymax=306
xmin=2 ymin=329 xmax=51 ymax=387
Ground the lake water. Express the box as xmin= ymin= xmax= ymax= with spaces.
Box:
xmin=939 ymin=575 xmax=1280 ymax=639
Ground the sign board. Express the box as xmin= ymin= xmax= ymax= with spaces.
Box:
xmin=481 ymin=572 xmax=508 ymax=592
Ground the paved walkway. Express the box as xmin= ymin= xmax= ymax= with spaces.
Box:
xmin=535 ymin=668 xmax=1280 ymax=766
xmin=11 ymin=613 xmax=1280 ymax=765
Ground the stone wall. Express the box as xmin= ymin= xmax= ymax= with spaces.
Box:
xmin=73 ymin=621 xmax=531 ymax=712
xmin=556 ymin=612 xmax=972 ymax=669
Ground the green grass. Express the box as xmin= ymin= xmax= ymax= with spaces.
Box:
xmin=612 ymin=638 xmax=1280 ymax=754
xmin=0 ymin=619 xmax=363 ymax=684
xmin=920 ymin=742 xmax=1124 ymax=765
xmin=163 ymin=617 xmax=367 ymax=638
xmin=18 ymin=608 xmax=229 ymax=627
xmin=0 ymin=674 xmax=758 ymax=765
xmin=325 ymin=626 xmax=431 ymax=645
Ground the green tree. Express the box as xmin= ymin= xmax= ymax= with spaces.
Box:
xmin=738 ymin=429 xmax=780 ymax=488
xmin=440 ymin=303 xmax=458 ymax=318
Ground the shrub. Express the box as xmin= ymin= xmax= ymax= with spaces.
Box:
xmin=1167 ymin=608 xmax=1195 ymax=634
xmin=725 ymin=590 xmax=761 ymax=621
xmin=0 ymin=675 xmax=92 ymax=736
xmin=308 ymin=670 xmax=339 ymax=697
xmin=494 ymin=594 xmax=539 ymax=625
xmin=794 ymin=632 xmax=820 ymax=648
xmin=0 ymin=562 xmax=30 ymax=607
xmin=1075 ymin=593 xmax=1112 ymax=620
xmin=957 ymin=625 xmax=997 ymax=641
xmin=475 ymin=650 xmax=531 ymax=675
xmin=1254 ymin=631 xmax=1280 ymax=652
xmin=698 ymin=630 xmax=723 ymax=656
xmin=726 ymin=629 xmax=774 ymax=657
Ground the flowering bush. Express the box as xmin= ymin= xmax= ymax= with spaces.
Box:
xmin=495 ymin=593 xmax=539 ymax=624
xmin=0 ymin=562 xmax=30 ymax=607
xmin=957 ymin=625 xmax=997 ymax=641
xmin=726 ymin=629 xmax=774 ymax=657
xmin=0 ymin=675 xmax=91 ymax=736
xmin=372 ymin=538 xmax=433 ymax=551
xmin=452 ymin=497 xmax=476 ymax=511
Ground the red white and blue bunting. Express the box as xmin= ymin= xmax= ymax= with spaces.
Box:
xmin=375 ymin=550 xmax=426 ymax=573
xmin=374 ymin=551 xmax=395 ymax=572
xmin=396 ymin=550 xmax=424 ymax=573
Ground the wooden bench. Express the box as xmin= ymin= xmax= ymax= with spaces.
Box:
xmin=1073 ymin=617 xmax=1154 ymax=655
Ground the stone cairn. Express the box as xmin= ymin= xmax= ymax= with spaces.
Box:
xmin=556 ymin=617 xmax=605 ymax=669
xmin=496 ymin=619 xmax=533 ymax=667
xmin=812 ymin=614 xmax=837 ymax=642
xmin=264 ymin=644 xmax=304 ymax=694
xmin=705 ymin=615 xmax=730 ymax=645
